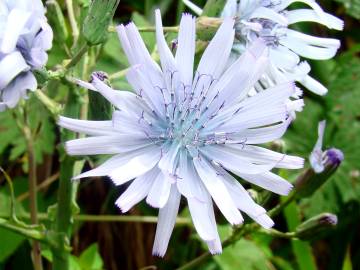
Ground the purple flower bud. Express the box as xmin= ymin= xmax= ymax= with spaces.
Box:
xmin=295 ymin=121 xmax=344 ymax=198
xmin=326 ymin=148 xmax=344 ymax=168
xmin=296 ymin=213 xmax=338 ymax=241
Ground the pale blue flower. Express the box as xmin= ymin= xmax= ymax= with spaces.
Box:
xmin=59 ymin=10 xmax=304 ymax=256
xmin=0 ymin=0 xmax=53 ymax=111
xmin=184 ymin=0 xmax=343 ymax=96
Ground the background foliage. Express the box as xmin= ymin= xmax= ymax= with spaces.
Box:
xmin=0 ymin=0 xmax=359 ymax=269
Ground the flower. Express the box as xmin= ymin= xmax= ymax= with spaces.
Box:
xmin=309 ymin=120 xmax=344 ymax=173
xmin=294 ymin=121 xmax=344 ymax=198
xmin=0 ymin=0 xmax=53 ymax=111
xmin=183 ymin=0 xmax=343 ymax=95
xmin=59 ymin=10 xmax=304 ymax=256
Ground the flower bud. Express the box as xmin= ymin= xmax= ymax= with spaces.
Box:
xmin=295 ymin=213 xmax=338 ymax=240
xmin=295 ymin=121 xmax=344 ymax=198
xmin=295 ymin=148 xmax=344 ymax=198
xmin=83 ymin=0 xmax=120 ymax=45
xmin=196 ymin=17 xmax=222 ymax=41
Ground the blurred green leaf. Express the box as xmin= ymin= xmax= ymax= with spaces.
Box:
xmin=334 ymin=0 xmax=360 ymax=19
xmin=42 ymin=249 xmax=82 ymax=270
xmin=42 ymin=243 xmax=103 ymax=270
xmin=0 ymin=96 xmax=56 ymax=165
xmin=78 ymin=243 xmax=104 ymax=270
xmin=0 ymin=192 xmax=26 ymax=262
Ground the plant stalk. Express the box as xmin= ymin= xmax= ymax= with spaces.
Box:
xmin=23 ymin=125 xmax=43 ymax=270
xmin=65 ymin=0 xmax=79 ymax=46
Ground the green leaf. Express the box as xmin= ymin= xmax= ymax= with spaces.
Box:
xmin=42 ymin=249 xmax=82 ymax=270
xmin=0 ymin=95 xmax=56 ymax=165
xmin=334 ymin=0 xmax=360 ymax=19
xmin=78 ymin=243 xmax=104 ymax=270
xmin=0 ymin=191 xmax=26 ymax=262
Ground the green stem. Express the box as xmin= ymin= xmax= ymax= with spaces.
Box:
xmin=65 ymin=44 xmax=89 ymax=69
xmin=0 ymin=213 xmax=191 ymax=225
xmin=65 ymin=0 xmax=79 ymax=46
xmin=259 ymin=228 xmax=297 ymax=239
xmin=23 ymin=117 xmax=43 ymax=270
xmin=0 ymin=218 xmax=45 ymax=241
xmin=34 ymin=90 xmax=62 ymax=117
xmin=268 ymin=191 xmax=296 ymax=217
xmin=52 ymin=85 xmax=82 ymax=270
xmin=0 ymin=167 xmax=17 ymax=221
xmin=52 ymin=158 xmax=76 ymax=270
xmin=74 ymin=215 xmax=191 ymax=225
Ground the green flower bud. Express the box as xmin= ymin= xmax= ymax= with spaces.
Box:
xmin=46 ymin=0 xmax=69 ymax=42
xmin=83 ymin=0 xmax=120 ymax=45
xmin=295 ymin=148 xmax=344 ymax=198
xmin=296 ymin=213 xmax=337 ymax=241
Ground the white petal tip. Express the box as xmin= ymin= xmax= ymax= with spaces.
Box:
xmin=114 ymin=199 xmax=130 ymax=213
xmin=256 ymin=214 xmax=275 ymax=229
xmin=152 ymin=250 xmax=166 ymax=257
xmin=283 ymin=184 xmax=294 ymax=196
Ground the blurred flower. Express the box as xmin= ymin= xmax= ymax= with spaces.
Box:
xmin=224 ymin=0 xmax=343 ymax=96
xmin=0 ymin=0 xmax=53 ymax=111
xmin=183 ymin=0 xmax=343 ymax=95
xmin=59 ymin=10 xmax=304 ymax=256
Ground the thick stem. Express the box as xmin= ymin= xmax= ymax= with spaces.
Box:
xmin=52 ymin=158 xmax=75 ymax=270
xmin=52 ymin=85 xmax=82 ymax=270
